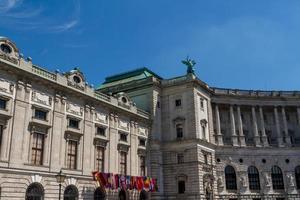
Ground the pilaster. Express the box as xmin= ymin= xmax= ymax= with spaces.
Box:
xmin=230 ymin=105 xmax=238 ymax=146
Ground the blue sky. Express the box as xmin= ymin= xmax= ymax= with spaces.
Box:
xmin=1 ymin=0 xmax=300 ymax=90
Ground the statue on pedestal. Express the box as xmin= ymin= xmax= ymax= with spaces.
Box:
xmin=182 ymin=56 xmax=196 ymax=74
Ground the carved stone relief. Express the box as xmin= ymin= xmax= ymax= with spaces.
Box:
xmin=66 ymin=102 xmax=83 ymax=117
xmin=31 ymin=90 xmax=52 ymax=107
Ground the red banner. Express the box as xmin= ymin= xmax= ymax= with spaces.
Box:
xmin=92 ymin=171 xmax=158 ymax=192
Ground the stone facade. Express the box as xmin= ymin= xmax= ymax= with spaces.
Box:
xmin=99 ymin=69 xmax=300 ymax=199
xmin=0 ymin=37 xmax=151 ymax=199
xmin=1 ymin=36 xmax=300 ymax=200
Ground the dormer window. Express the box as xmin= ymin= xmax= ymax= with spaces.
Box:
xmin=121 ymin=97 xmax=127 ymax=104
xmin=0 ymin=44 xmax=12 ymax=54
xmin=73 ymin=75 xmax=81 ymax=84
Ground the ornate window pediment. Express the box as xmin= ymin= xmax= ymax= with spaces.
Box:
xmin=173 ymin=116 xmax=185 ymax=123
xmin=116 ymin=92 xmax=134 ymax=109
xmin=64 ymin=67 xmax=86 ymax=91
xmin=0 ymin=37 xmax=20 ymax=65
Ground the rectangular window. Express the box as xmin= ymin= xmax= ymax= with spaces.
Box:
xmin=177 ymin=153 xmax=184 ymax=164
xmin=120 ymin=151 xmax=127 ymax=175
xmin=96 ymin=126 xmax=106 ymax=136
xmin=34 ymin=109 xmax=47 ymax=121
xmin=0 ymin=99 xmax=6 ymax=110
xmin=140 ymin=156 xmax=146 ymax=176
xmin=175 ymin=99 xmax=181 ymax=107
xmin=69 ymin=119 xmax=79 ymax=129
xmin=176 ymin=124 xmax=183 ymax=138
xmin=200 ymin=98 xmax=204 ymax=109
xmin=178 ymin=181 xmax=185 ymax=194
xmin=31 ymin=132 xmax=44 ymax=165
xmin=95 ymin=146 xmax=104 ymax=172
xmin=67 ymin=140 xmax=77 ymax=169
xmin=120 ymin=133 xmax=127 ymax=142
xmin=204 ymin=154 xmax=208 ymax=164
xmin=139 ymin=139 xmax=146 ymax=146
xmin=202 ymin=126 xmax=206 ymax=140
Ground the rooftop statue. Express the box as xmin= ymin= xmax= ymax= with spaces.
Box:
xmin=182 ymin=56 xmax=196 ymax=74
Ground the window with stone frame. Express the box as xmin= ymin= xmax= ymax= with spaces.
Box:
xmin=120 ymin=151 xmax=127 ymax=175
xmin=178 ymin=180 xmax=185 ymax=194
xmin=175 ymin=99 xmax=182 ymax=107
xmin=95 ymin=146 xmax=105 ymax=172
xmin=176 ymin=124 xmax=183 ymax=139
xmin=68 ymin=118 xmax=80 ymax=129
xmin=34 ymin=108 xmax=48 ymax=121
xmin=67 ymin=140 xmax=78 ymax=169
xmin=96 ymin=126 xmax=106 ymax=136
xmin=31 ymin=132 xmax=44 ymax=165
xmin=139 ymin=138 xmax=146 ymax=146
xmin=202 ymin=125 xmax=206 ymax=140
xmin=200 ymin=98 xmax=204 ymax=110
xmin=0 ymin=98 xmax=7 ymax=110
xmin=140 ymin=155 xmax=146 ymax=176
xmin=225 ymin=165 xmax=237 ymax=190
xmin=271 ymin=166 xmax=284 ymax=190
xmin=119 ymin=132 xmax=127 ymax=142
xmin=248 ymin=166 xmax=260 ymax=190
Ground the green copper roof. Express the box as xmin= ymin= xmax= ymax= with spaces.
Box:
xmin=97 ymin=67 xmax=162 ymax=89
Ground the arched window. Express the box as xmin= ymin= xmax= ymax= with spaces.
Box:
xmin=139 ymin=190 xmax=149 ymax=200
xmin=64 ymin=185 xmax=79 ymax=200
xmin=248 ymin=166 xmax=260 ymax=190
xmin=94 ymin=187 xmax=106 ymax=200
xmin=225 ymin=165 xmax=237 ymax=190
xmin=295 ymin=166 xmax=300 ymax=189
xmin=271 ymin=166 xmax=284 ymax=190
xmin=176 ymin=124 xmax=183 ymax=138
xmin=26 ymin=183 xmax=44 ymax=200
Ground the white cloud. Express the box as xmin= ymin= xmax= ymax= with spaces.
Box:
xmin=0 ymin=0 xmax=80 ymax=33
xmin=0 ymin=0 xmax=22 ymax=12
xmin=49 ymin=20 xmax=78 ymax=33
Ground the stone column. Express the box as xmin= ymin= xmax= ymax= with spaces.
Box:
xmin=215 ymin=104 xmax=223 ymax=146
xmin=282 ymin=107 xmax=291 ymax=146
xmin=252 ymin=106 xmax=261 ymax=146
xmin=230 ymin=105 xmax=239 ymax=146
xmin=259 ymin=106 xmax=269 ymax=146
xmin=237 ymin=106 xmax=246 ymax=146
xmin=297 ymin=107 xmax=300 ymax=125
xmin=274 ymin=106 xmax=283 ymax=147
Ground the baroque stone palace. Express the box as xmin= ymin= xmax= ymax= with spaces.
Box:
xmin=0 ymin=36 xmax=300 ymax=200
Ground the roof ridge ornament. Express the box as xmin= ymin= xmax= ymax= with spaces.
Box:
xmin=182 ymin=56 xmax=196 ymax=74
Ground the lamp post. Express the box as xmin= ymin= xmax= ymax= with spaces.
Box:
xmin=56 ymin=170 xmax=66 ymax=200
